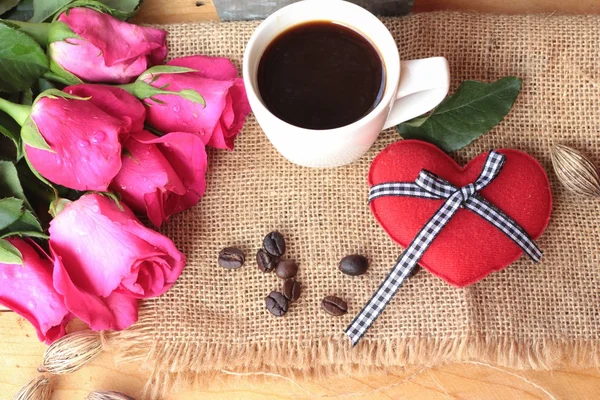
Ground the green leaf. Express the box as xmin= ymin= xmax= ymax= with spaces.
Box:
xmin=52 ymin=0 xmax=139 ymax=21
xmin=397 ymin=77 xmax=522 ymax=152
xmin=0 ymin=110 xmax=22 ymax=160
xmin=47 ymin=57 xmax=82 ymax=85
xmin=20 ymin=114 xmax=52 ymax=151
xmin=0 ymin=22 xmax=49 ymax=93
xmin=138 ymin=65 xmax=198 ymax=83
xmin=131 ymin=66 xmax=206 ymax=106
xmin=0 ymin=207 xmax=42 ymax=236
xmin=0 ymin=197 xmax=23 ymax=230
xmin=98 ymin=0 xmax=141 ymax=16
xmin=46 ymin=20 xmax=78 ymax=43
xmin=30 ymin=0 xmax=70 ymax=22
xmin=21 ymin=88 xmax=33 ymax=105
xmin=36 ymin=77 xmax=57 ymax=92
xmin=23 ymin=150 xmax=54 ymax=189
xmin=0 ymin=237 xmax=22 ymax=264
xmin=0 ymin=160 xmax=29 ymax=205
xmin=0 ymin=0 xmax=21 ymax=15
xmin=1 ymin=0 xmax=34 ymax=21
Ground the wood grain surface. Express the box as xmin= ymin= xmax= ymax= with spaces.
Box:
xmin=2 ymin=1 xmax=599 ymax=399
xmin=2 ymin=312 xmax=600 ymax=399
xmin=134 ymin=0 xmax=600 ymax=24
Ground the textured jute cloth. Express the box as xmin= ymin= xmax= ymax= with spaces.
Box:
xmin=111 ymin=12 xmax=600 ymax=397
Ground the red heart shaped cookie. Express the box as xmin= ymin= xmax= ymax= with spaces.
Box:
xmin=369 ymin=140 xmax=552 ymax=287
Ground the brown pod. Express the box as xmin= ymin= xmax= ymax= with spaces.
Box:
xmin=321 ymin=296 xmax=348 ymax=316
xmin=218 ymin=247 xmax=245 ymax=269
xmin=265 ymin=291 xmax=289 ymax=316
xmin=256 ymin=249 xmax=278 ymax=272
xmin=282 ymin=279 xmax=301 ymax=301
xmin=275 ymin=259 xmax=298 ymax=279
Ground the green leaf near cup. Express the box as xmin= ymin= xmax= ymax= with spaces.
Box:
xmin=397 ymin=76 xmax=522 ymax=152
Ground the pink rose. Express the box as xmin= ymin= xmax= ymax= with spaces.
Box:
xmin=50 ymin=194 xmax=186 ymax=331
xmin=0 ymin=238 xmax=72 ymax=344
xmin=49 ymin=8 xmax=167 ymax=84
xmin=24 ymin=85 xmax=145 ymax=191
xmin=135 ymin=56 xmax=251 ymax=150
xmin=110 ymin=131 xmax=207 ymax=227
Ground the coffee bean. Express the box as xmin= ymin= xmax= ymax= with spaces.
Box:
xmin=408 ymin=265 xmax=422 ymax=278
xmin=257 ymin=249 xmax=278 ymax=272
xmin=263 ymin=231 xmax=286 ymax=257
xmin=338 ymin=254 xmax=369 ymax=276
xmin=275 ymin=259 xmax=298 ymax=279
xmin=321 ymin=296 xmax=348 ymax=316
xmin=218 ymin=247 xmax=245 ymax=269
xmin=265 ymin=291 xmax=288 ymax=316
xmin=282 ymin=279 xmax=301 ymax=301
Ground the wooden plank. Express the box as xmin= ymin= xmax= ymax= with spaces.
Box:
xmin=1 ymin=313 xmax=599 ymax=399
xmin=134 ymin=0 xmax=600 ymax=24
xmin=132 ymin=0 xmax=219 ymax=24
xmin=413 ymin=0 xmax=600 ymax=13
xmin=212 ymin=0 xmax=412 ymax=21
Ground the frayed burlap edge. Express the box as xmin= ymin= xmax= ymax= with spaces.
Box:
xmin=107 ymin=313 xmax=600 ymax=399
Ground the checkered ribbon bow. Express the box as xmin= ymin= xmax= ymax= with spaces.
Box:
xmin=345 ymin=150 xmax=542 ymax=346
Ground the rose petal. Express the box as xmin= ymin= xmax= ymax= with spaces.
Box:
xmin=50 ymin=194 xmax=186 ymax=301
xmin=111 ymin=131 xmax=207 ymax=227
xmin=65 ymin=84 xmax=146 ymax=133
xmin=50 ymin=39 xmax=151 ymax=84
xmin=58 ymin=8 xmax=167 ymax=69
xmin=52 ymin=248 xmax=138 ymax=331
xmin=25 ymin=96 xmax=124 ymax=191
xmin=167 ymin=55 xmax=239 ymax=80
xmin=0 ymin=238 xmax=72 ymax=343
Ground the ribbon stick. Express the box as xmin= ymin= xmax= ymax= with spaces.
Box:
xmin=345 ymin=150 xmax=542 ymax=346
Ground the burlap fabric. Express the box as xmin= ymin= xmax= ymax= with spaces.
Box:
xmin=112 ymin=12 xmax=600 ymax=398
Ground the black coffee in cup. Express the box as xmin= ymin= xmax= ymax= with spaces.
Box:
xmin=257 ymin=21 xmax=385 ymax=130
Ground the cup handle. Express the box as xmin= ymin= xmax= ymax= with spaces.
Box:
xmin=382 ymin=57 xmax=450 ymax=130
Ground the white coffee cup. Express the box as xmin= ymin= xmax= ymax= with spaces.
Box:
xmin=243 ymin=0 xmax=450 ymax=168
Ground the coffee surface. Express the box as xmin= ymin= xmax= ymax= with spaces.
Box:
xmin=257 ymin=21 xmax=385 ymax=130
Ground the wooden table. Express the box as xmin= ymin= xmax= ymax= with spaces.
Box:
xmin=3 ymin=0 xmax=600 ymax=398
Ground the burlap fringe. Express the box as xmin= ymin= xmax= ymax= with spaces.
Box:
xmin=108 ymin=314 xmax=600 ymax=399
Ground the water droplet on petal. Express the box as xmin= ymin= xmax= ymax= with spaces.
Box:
xmin=163 ymin=142 xmax=171 ymax=147
xmin=76 ymin=246 xmax=82 ymax=253
xmin=144 ymin=151 xmax=151 ymax=156
xmin=27 ymin=300 xmax=36 ymax=310
xmin=91 ymin=131 xmax=106 ymax=143
xmin=15 ymin=270 xmax=22 ymax=278
xmin=78 ymin=140 xmax=89 ymax=148
xmin=120 ymin=185 xmax=127 ymax=190
xmin=192 ymin=112 xmax=198 ymax=119
xmin=172 ymin=105 xmax=180 ymax=112
xmin=91 ymin=205 xmax=99 ymax=213
xmin=143 ymin=177 xmax=148 ymax=182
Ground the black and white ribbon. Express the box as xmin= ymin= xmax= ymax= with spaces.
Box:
xmin=345 ymin=150 xmax=542 ymax=346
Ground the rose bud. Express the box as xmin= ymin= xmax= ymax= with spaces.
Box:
xmin=50 ymin=194 xmax=186 ymax=331
xmin=20 ymin=85 xmax=145 ymax=191
xmin=110 ymin=131 xmax=208 ymax=227
xmin=123 ymin=56 xmax=251 ymax=150
xmin=48 ymin=8 xmax=167 ymax=84
xmin=0 ymin=238 xmax=72 ymax=344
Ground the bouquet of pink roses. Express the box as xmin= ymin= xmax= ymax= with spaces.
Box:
xmin=0 ymin=2 xmax=251 ymax=343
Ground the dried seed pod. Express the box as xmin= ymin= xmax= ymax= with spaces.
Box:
xmin=86 ymin=390 xmax=135 ymax=400
xmin=551 ymin=144 xmax=600 ymax=198
xmin=12 ymin=375 xmax=51 ymax=400
xmin=38 ymin=330 xmax=104 ymax=374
